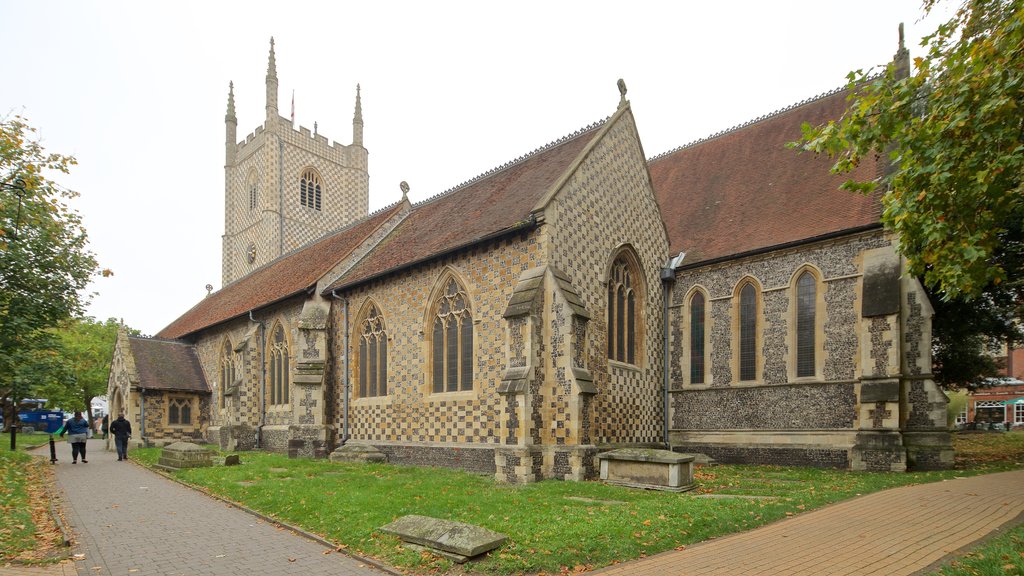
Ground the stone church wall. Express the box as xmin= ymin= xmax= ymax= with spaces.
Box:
xmin=193 ymin=297 xmax=307 ymax=453
xmin=329 ymin=230 xmax=542 ymax=470
xmin=669 ymin=231 xmax=892 ymax=466
xmin=547 ymin=109 xmax=669 ymax=447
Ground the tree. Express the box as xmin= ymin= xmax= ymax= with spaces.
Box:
xmin=40 ymin=317 xmax=126 ymax=422
xmin=1 ymin=115 xmax=102 ymax=427
xmin=794 ymin=0 xmax=1024 ymax=386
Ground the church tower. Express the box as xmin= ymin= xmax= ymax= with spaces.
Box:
xmin=221 ymin=38 xmax=369 ymax=285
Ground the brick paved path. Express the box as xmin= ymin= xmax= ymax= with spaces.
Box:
xmin=10 ymin=441 xmax=1024 ymax=576
xmin=27 ymin=439 xmax=388 ymax=576
xmin=593 ymin=468 xmax=1024 ymax=576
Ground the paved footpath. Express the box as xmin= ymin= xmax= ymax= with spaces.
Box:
xmin=8 ymin=439 xmax=388 ymax=576
xmin=6 ymin=443 xmax=1024 ymax=576
xmin=594 ymin=468 xmax=1024 ymax=576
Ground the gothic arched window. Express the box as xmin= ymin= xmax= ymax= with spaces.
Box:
xmin=738 ymin=282 xmax=758 ymax=381
xmin=299 ymin=168 xmax=322 ymax=211
xmin=607 ymin=253 xmax=642 ymax=365
xmin=268 ymin=323 xmax=289 ymax=405
xmin=359 ymin=304 xmax=388 ymax=398
xmin=689 ymin=290 xmax=706 ymax=384
xmin=431 ymin=277 xmax=473 ymax=393
xmin=219 ymin=339 xmax=235 ymax=409
xmin=796 ymin=271 xmax=817 ymax=378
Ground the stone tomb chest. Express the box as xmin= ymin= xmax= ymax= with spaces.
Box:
xmin=156 ymin=442 xmax=213 ymax=471
xmin=596 ymin=448 xmax=695 ymax=492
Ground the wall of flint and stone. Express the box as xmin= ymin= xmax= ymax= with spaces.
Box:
xmin=547 ymin=108 xmax=669 ymax=447
xmin=192 ymin=297 xmax=307 ymax=450
xmin=669 ymin=232 xmax=892 ymax=465
xmin=327 ymin=230 xmax=543 ymax=469
xmin=139 ymin=391 xmax=210 ymax=446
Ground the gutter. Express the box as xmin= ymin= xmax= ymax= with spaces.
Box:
xmin=139 ymin=387 xmax=146 ymax=446
xmin=330 ymin=290 xmax=350 ymax=446
xmin=660 ymin=264 xmax=676 ymax=448
xmin=674 ymin=223 xmax=883 ymax=271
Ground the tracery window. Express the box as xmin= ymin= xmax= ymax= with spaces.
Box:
xmin=359 ymin=304 xmax=388 ymax=398
xmin=689 ymin=291 xmax=706 ymax=384
xmin=796 ymin=271 xmax=817 ymax=378
xmin=268 ymin=323 xmax=290 ymax=405
xmin=219 ymin=339 xmax=235 ymax=409
xmin=168 ymin=397 xmax=193 ymax=426
xmin=299 ymin=168 xmax=322 ymax=211
xmin=607 ymin=254 xmax=641 ymax=364
xmin=431 ymin=278 xmax=473 ymax=393
xmin=739 ymin=282 xmax=758 ymax=381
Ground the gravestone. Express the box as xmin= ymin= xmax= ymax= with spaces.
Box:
xmin=156 ymin=442 xmax=213 ymax=471
xmin=329 ymin=443 xmax=387 ymax=463
xmin=379 ymin=515 xmax=507 ymax=563
xmin=596 ymin=448 xmax=696 ymax=492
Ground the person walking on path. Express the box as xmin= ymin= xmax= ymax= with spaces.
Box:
xmin=100 ymin=414 xmax=109 ymax=439
xmin=59 ymin=411 xmax=90 ymax=464
xmin=109 ymin=412 xmax=131 ymax=461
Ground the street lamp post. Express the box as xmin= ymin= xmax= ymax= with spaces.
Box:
xmin=2 ymin=177 xmax=28 ymax=451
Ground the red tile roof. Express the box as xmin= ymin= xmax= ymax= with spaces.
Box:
xmin=128 ymin=336 xmax=209 ymax=393
xmin=648 ymin=87 xmax=884 ymax=265
xmin=157 ymin=203 xmax=405 ymax=339
xmin=324 ymin=123 xmax=605 ymax=293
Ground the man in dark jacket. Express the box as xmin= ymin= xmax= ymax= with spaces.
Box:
xmin=110 ymin=413 xmax=132 ymax=461
xmin=59 ymin=411 xmax=90 ymax=463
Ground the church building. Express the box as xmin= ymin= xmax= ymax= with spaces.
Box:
xmin=106 ymin=35 xmax=953 ymax=481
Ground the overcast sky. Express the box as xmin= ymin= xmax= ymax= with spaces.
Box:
xmin=1 ymin=1 xmax=949 ymax=336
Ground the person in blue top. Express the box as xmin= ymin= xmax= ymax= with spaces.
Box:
xmin=59 ymin=411 xmax=90 ymax=463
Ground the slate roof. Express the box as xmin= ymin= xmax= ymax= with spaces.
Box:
xmin=648 ymin=86 xmax=884 ymax=265
xmin=157 ymin=203 xmax=405 ymax=339
xmin=323 ymin=122 xmax=605 ymax=293
xmin=128 ymin=336 xmax=209 ymax=393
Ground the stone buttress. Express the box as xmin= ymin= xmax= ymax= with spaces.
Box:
xmin=495 ymin=266 xmax=598 ymax=483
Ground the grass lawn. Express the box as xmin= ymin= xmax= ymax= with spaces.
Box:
xmin=0 ymin=432 xmax=66 ymax=565
xmin=124 ymin=431 xmax=1024 ymax=575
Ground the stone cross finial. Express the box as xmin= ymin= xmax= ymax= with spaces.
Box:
xmin=617 ymin=79 xmax=627 ymax=107
xmin=893 ymin=22 xmax=910 ymax=80
xmin=400 ymin=181 xmax=409 ymax=201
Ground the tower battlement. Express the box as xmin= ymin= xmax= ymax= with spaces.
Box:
xmin=221 ymin=39 xmax=369 ymax=286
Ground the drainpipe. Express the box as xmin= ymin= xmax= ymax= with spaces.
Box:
xmin=138 ymin=387 xmax=146 ymax=446
xmin=660 ymin=266 xmax=676 ymax=448
xmin=330 ymin=290 xmax=350 ymax=445
xmin=249 ymin=310 xmax=266 ymax=448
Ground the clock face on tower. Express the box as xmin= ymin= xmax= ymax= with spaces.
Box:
xmin=246 ymin=242 xmax=256 ymax=264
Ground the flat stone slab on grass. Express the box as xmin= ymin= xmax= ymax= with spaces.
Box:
xmin=380 ymin=515 xmax=507 ymax=562
xmin=155 ymin=442 xmax=213 ymax=471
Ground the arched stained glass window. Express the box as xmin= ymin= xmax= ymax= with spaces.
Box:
xmin=608 ymin=255 xmax=641 ymax=364
xmin=431 ymin=278 xmax=473 ymax=393
xmin=359 ymin=305 xmax=388 ymax=397
xmin=300 ymin=168 xmax=322 ymax=211
xmin=689 ymin=291 xmax=706 ymax=384
xmin=796 ymin=271 xmax=817 ymax=377
xmin=739 ymin=283 xmax=758 ymax=381
xmin=219 ymin=339 xmax=235 ymax=409
xmin=268 ymin=323 xmax=289 ymax=405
